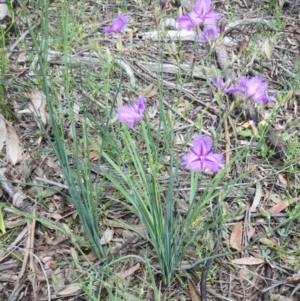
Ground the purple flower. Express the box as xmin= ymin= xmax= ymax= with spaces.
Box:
xmin=116 ymin=95 xmax=145 ymax=128
xmin=210 ymin=75 xmax=241 ymax=94
xmin=177 ymin=0 xmax=220 ymax=31
xmin=198 ymin=27 xmax=219 ymax=41
xmin=160 ymin=0 xmax=167 ymax=10
xmin=248 ymin=120 xmax=255 ymax=126
xmin=276 ymin=124 xmax=285 ymax=131
xmin=238 ymin=76 xmax=275 ymax=103
xmin=181 ymin=135 xmax=224 ymax=172
xmin=103 ymin=15 xmax=128 ymax=33
xmin=177 ymin=14 xmax=200 ymax=31
xmin=194 ymin=0 xmax=220 ymax=26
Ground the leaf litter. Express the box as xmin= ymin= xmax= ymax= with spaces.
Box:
xmin=1 ymin=0 xmax=300 ymax=300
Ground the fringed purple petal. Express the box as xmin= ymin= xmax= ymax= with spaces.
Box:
xmin=103 ymin=15 xmax=128 ymax=33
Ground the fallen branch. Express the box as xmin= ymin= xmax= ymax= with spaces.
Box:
xmin=140 ymin=18 xmax=276 ymax=47
xmin=141 ymin=29 xmax=237 ymax=47
xmin=136 ymin=61 xmax=209 ymax=79
xmin=27 ymin=51 xmax=136 ymax=88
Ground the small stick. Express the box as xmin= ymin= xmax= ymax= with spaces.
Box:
xmin=7 ymin=29 xmax=30 ymax=59
xmin=223 ymin=113 xmax=231 ymax=168
xmin=0 ymin=169 xmax=31 ymax=210
xmin=29 ymin=207 xmax=38 ymax=301
xmin=35 ymin=176 xmax=68 ymax=189
xmin=17 ymin=222 xmax=31 ymax=280
xmin=8 ymin=284 xmax=26 ymax=301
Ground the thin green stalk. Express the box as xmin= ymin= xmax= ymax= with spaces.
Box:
xmin=24 ymin=0 xmax=106 ymax=258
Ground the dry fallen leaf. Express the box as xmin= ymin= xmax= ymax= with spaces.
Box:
xmin=115 ymin=263 xmax=140 ymax=280
xmin=250 ymin=183 xmax=262 ymax=212
xmin=271 ymin=294 xmax=293 ymax=301
xmin=145 ymin=85 xmax=158 ymax=98
xmin=231 ymin=257 xmax=264 ymax=265
xmin=0 ymin=114 xmax=7 ymax=152
xmin=188 ymin=280 xmax=201 ymax=301
xmin=143 ymin=84 xmax=154 ymax=95
xmin=269 ymin=193 xmax=282 ymax=204
xmin=269 ymin=197 xmax=300 ymax=213
xmin=248 ymin=224 xmax=255 ymax=240
xmin=20 ymin=89 xmax=48 ymax=125
xmin=56 ymin=284 xmax=82 ymax=296
xmin=116 ymin=93 xmax=123 ymax=107
xmin=278 ymin=173 xmax=288 ymax=187
xmin=100 ymin=228 xmax=114 ymax=245
xmin=259 ymin=237 xmax=278 ymax=247
xmin=263 ymin=39 xmax=273 ymax=60
xmin=30 ymin=89 xmax=47 ymax=124
xmin=6 ymin=123 xmax=23 ymax=165
xmin=87 ymin=251 xmax=98 ymax=262
xmin=89 ymin=150 xmax=99 ymax=161
xmin=0 ymin=115 xmax=24 ymax=165
xmin=263 ymin=190 xmax=270 ymax=201
xmin=230 ymin=222 xmax=243 ymax=250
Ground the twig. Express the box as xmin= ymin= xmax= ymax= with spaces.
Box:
xmin=0 ymin=244 xmax=51 ymax=301
xmin=291 ymin=283 xmax=300 ymax=296
xmin=231 ymin=212 xmax=287 ymax=222
xmin=27 ymin=50 xmax=137 ymax=87
xmin=0 ymin=169 xmax=31 ymax=210
xmin=29 ymin=207 xmax=38 ymax=301
xmin=17 ymin=224 xmax=30 ymax=281
xmin=45 ymin=51 xmax=136 ymax=88
xmin=8 ymin=284 xmax=26 ymax=301
xmin=0 ymin=228 xmax=28 ymax=263
xmin=206 ymin=287 xmax=235 ymax=301
xmin=141 ymin=18 xmax=275 ymax=43
xmin=0 ymin=261 xmax=20 ymax=272
xmin=223 ymin=18 xmax=277 ymax=36
xmin=6 ymin=26 xmax=37 ymax=59
xmin=140 ymin=260 xmax=203 ymax=270
xmin=35 ymin=176 xmax=68 ymax=189
xmin=115 ymin=59 xmax=136 ymax=88
xmin=223 ymin=113 xmax=230 ymax=168
xmin=136 ymin=61 xmax=209 ymax=79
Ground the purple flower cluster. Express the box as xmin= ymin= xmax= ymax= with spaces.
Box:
xmin=211 ymin=74 xmax=275 ymax=103
xmin=181 ymin=135 xmax=224 ymax=172
xmin=108 ymin=7 xmax=277 ymax=175
xmin=116 ymin=99 xmax=223 ymax=173
xmin=177 ymin=0 xmax=220 ymax=41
